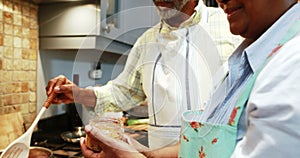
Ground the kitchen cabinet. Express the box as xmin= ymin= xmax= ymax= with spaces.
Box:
xmin=100 ymin=0 xmax=159 ymax=45
xmin=39 ymin=0 xmax=100 ymax=49
xmin=38 ymin=0 xmax=159 ymax=53
xmin=39 ymin=1 xmax=100 ymax=36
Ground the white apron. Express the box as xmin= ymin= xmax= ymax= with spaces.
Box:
xmin=141 ymin=22 xmax=222 ymax=149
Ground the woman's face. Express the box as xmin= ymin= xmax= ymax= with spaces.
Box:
xmin=216 ymin=0 xmax=296 ymax=39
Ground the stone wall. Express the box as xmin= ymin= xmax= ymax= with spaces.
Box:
xmin=0 ymin=0 xmax=38 ymax=129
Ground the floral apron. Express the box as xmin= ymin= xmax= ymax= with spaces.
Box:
xmin=178 ymin=18 xmax=300 ymax=158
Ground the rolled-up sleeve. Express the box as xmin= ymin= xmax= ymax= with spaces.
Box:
xmin=92 ymin=37 xmax=148 ymax=115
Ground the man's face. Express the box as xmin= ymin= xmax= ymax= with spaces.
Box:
xmin=216 ymin=0 xmax=291 ymax=39
xmin=153 ymin=0 xmax=191 ymax=20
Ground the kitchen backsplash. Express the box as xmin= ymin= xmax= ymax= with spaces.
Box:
xmin=0 ymin=0 xmax=39 ymax=129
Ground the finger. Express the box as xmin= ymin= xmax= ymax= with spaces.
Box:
xmin=45 ymin=79 xmax=57 ymax=96
xmin=46 ymin=75 xmax=67 ymax=95
xmin=122 ymin=134 xmax=149 ymax=152
xmin=57 ymin=84 xmax=77 ymax=98
xmin=80 ymin=137 xmax=102 ymax=157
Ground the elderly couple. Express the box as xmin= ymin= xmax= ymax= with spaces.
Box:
xmin=46 ymin=0 xmax=300 ymax=157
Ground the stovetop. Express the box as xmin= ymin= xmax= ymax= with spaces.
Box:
xmin=31 ymin=113 xmax=83 ymax=158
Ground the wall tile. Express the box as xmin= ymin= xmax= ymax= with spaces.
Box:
xmin=0 ymin=0 xmax=38 ymax=131
xmin=0 ymin=46 xmax=3 ymax=56
xmin=3 ymin=58 xmax=13 ymax=70
xmin=14 ymin=36 xmax=22 ymax=48
xmin=13 ymin=59 xmax=22 ymax=70
xmin=13 ymin=14 xmax=22 ymax=26
xmin=3 ymin=11 xmax=13 ymax=24
xmin=0 ymin=83 xmax=2 ymax=96
xmin=0 ymin=0 xmax=3 ymax=11
xmin=21 ymin=82 xmax=28 ymax=92
xmin=3 ymin=35 xmax=12 ymax=46
xmin=3 ymin=0 xmax=13 ymax=12
xmin=28 ymin=81 xmax=36 ymax=92
xmin=29 ymin=103 xmax=36 ymax=113
xmin=28 ymin=60 xmax=36 ymax=70
xmin=29 ymin=91 xmax=36 ymax=102
xmin=29 ymin=5 xmax=38 ymax=20
xmin=22 ymin=4 xmax=30 ymax=16
xmin=22 ymin=16 xmax=29 ymax=28
xmin=22 ymin=37 xmax=29 ymax=48
xmin=29 ymin=17 xmax=37 ymax=29
xmin=4 ymin=23 xmax=13 ymax=35
xmin=12 ymin=82 xmax=21 ymax=93
xmin=28 ymin=49 xmax=36 ymax=60
xmin=29 ymin=29 xmax=38 ymax=38
xmin=22 ymin=27 xmax=29 ymax=37
xmin=13 ymin=2 xmax=22 ymax=14
xmin=1 ymin=71 xmax=12 ymax=82
xmin=14 ymin=25 xmax=22 ymax=37
xmin=3 ymin=94 xmax=12 ymax=105
xmin=0 ymin=11 xmax=2 ymax=22
xmin=0 ymin=23 xmax=3 ymax=33
xmin=19 ymin=102 xmax=29 ymax=113
xmin=22 ymin=59 xmax=29 ymax=70
xmin=0 ymin=34 xmax=3 ymax=46
xmin=22 ymin=93 xmax=29 ymax=104
xmin=4 ymin=46 xmax=13 ymax=58
xmin=13 ymin=47 xmax=21 ymax=59
xmin=29 ymin=38 xmax=37 ymax=49
xmin=21 ymin=48 xmax=28 ymax=59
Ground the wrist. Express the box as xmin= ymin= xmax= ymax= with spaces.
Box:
xmin=74 ymin=88 xmax=96 ymax=107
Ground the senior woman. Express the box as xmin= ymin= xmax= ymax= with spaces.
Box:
xmin=80 ymin=0 xmax=300 ymax=157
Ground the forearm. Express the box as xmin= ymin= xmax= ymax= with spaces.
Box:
xmin=142 ymin=143 xmax=179 ymax=158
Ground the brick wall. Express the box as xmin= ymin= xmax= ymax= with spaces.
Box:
xmin=0 ymin=0 xmax=38 ymax=129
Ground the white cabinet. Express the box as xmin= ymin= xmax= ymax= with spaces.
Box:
xmin=38 ymin=0 xmax=159 ymax=51
xmin=100 ymin=0 xmax=159 ymax=45
xmin=39 ymin=1 xmax=100 ymax=36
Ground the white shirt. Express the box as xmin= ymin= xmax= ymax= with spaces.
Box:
xmin=93 ymin=1 xmax=241 ymax=149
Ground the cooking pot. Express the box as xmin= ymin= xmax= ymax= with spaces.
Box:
xmin=28 ymin=146 xmax=53 ymax=158
xmin=0 ymin=146 xmax=53 ymax=158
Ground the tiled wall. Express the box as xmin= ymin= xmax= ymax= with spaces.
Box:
xmin=0 ymin=0 xmax=38 ymax=129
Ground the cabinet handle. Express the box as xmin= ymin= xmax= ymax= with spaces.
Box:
xmin=102 ymin=25 xmax=111 ymax=33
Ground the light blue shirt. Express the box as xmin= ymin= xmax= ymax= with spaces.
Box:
xmin=201 ymin=2 xmax=300 ymax=144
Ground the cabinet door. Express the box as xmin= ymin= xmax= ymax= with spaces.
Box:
xmin=100 ymin=0 xmax=159 ymax=45
xmin=39 ymin=1 xmax=100 ymax=36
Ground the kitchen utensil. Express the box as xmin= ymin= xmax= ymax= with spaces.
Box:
xmin=0 ymin=146 xmax=53 ymax=158
xmin=28 ymin=146 xmax=53 ymax=158
xmin=0 ymin=79 xmax=65 ymax=158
